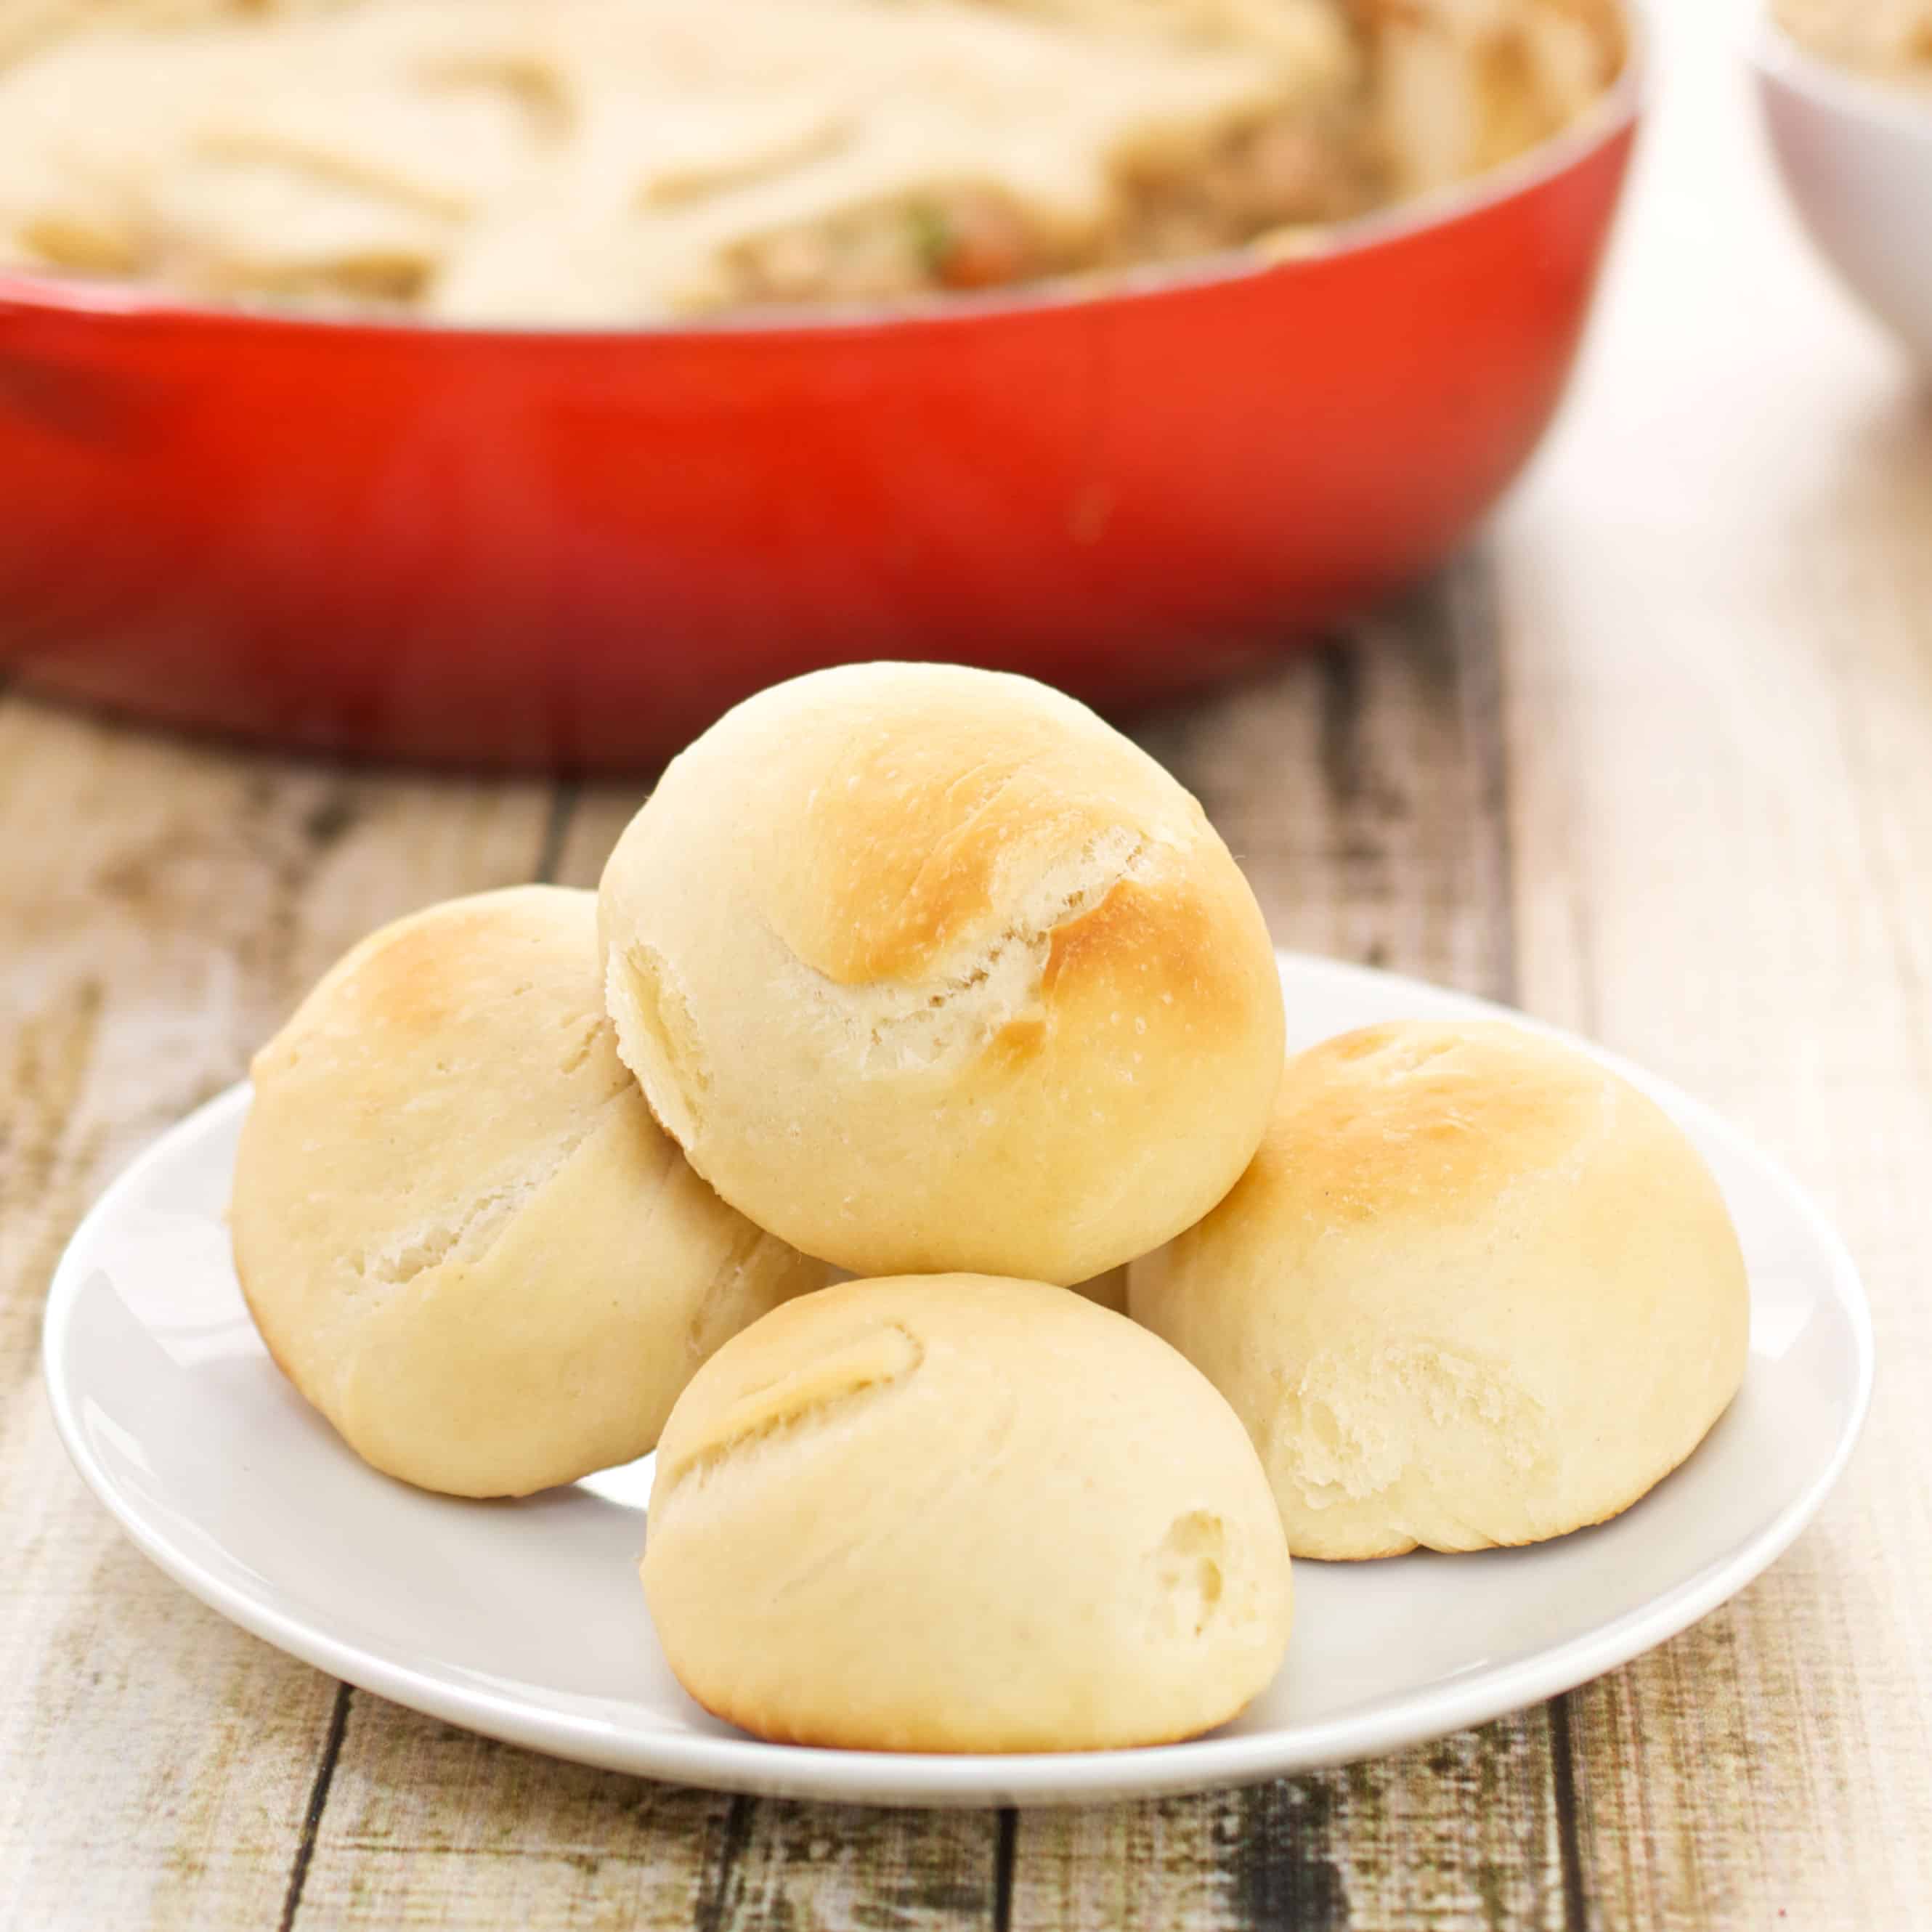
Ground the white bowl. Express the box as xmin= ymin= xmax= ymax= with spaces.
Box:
xmin=1754 ymin=22 xmax=1932 ymax=363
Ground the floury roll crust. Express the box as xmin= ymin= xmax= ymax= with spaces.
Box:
xmin=642 ymin=1276 xmax=1293 ymax=1751
xmin=230 ymin=886 xmax=828 ymax=1498
xmin=1131 ymin=1021 xmax=1752 ymax=1559
xmin=598 ymin=662 xmax=1286 ymax=1285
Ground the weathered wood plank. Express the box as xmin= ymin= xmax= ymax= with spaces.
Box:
xmin=716 ymin=1801 xmax=1000 ymax=1931
xmin=1491 ymin=4 xmax=1932 ymax=1923
xmin=0 ymin=699 xmax=551 ymax=1932
xmin=1016 ymin=572 xmax=1573 ymax=1932
xmin=304 ymin=1676 xmax=1003 ymax=1932
xmin=550 ymin=784 xmax=650 ymax=894
xmin=1016 ymin=1721 xmax=1571 ymax=1932
xmin=290 ymin=1710 xmax=736 ymax=1931
xmin=1134 ymin=565 xmax=1514 ymax=1001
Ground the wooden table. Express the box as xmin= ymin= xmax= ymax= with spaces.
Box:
xmin=4 ymin=6 xmax=1929 ymax=1926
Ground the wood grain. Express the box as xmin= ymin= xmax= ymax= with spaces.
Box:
xmin=1013 ymin=1722 xmax=1576 ymax=1932
xmin=0 ymin=702 xmax=550 ymax=1931
xmin=289 ymin=1712 xmax=737 ymax=1931
xmin=551 ymin=785 xmax=651 ymax=894
xmin=1490 ymin=10 xmax=1932 ymax=1922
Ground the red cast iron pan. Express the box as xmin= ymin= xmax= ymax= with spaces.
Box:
xmin=0 ymin=17 xmax=1641 ymax=772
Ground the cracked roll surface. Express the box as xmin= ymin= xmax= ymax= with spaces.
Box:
xmin=642 ymin=1275 xmax=1293 ymax=1751
xmin=1129 ymin=1021 xmax=1751 ymax=1559
xmin=597 ymin=662 xmax=1286 ymax=1284
xmin=230 ymin=885 xmax=828 ymax=1498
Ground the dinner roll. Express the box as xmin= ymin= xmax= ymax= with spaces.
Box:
xmin=1130 ymin=1021 xmax=1750 ymax=1559
xmin=643 ymin=1275 xmax=1292 ymax=1751
xmin=230 ymin=886 xmax=827 ymax=1498
xmin=598 ymin=662 xmax=1286 ymax=1284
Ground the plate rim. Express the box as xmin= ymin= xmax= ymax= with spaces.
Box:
xmin=41 ymin=952 xmax=1876 ymax=1808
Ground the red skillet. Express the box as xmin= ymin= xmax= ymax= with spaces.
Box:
xmin=0 ymin=31 xmax=1641 ymax=771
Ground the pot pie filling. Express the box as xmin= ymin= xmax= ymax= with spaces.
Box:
xmin=0 ymin=0 xmax=1625 ymax=320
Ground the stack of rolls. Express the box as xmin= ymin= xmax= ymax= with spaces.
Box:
xmin=232 ymin=660 xmax=1750 ymax=1754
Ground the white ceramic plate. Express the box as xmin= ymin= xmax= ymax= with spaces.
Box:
xmin=43 ymin=955 xmax=1871 ymax=1808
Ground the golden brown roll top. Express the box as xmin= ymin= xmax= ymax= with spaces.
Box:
xmin=1131 ymin=1020 xmax=1751 ymax=1559
xmin=599 ymin=662 xmax=1286 ymax=1285
xmin=230 ymin=885 xmax=828 ymax=1498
